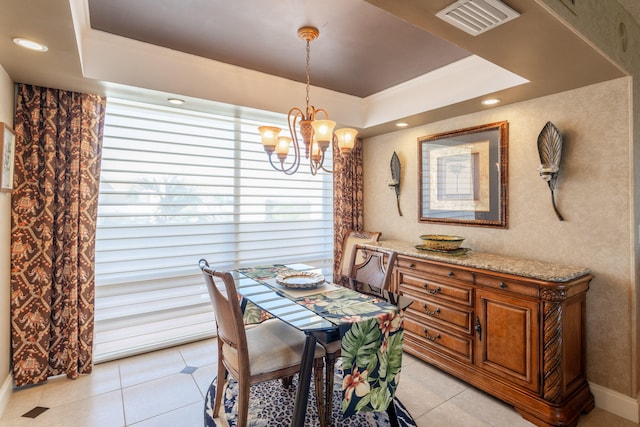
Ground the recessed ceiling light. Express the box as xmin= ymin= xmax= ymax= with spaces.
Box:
xmin=395 ymin=122 xmax=409 ymax=128
xmin=481 ymin=98 xmax=501 ymax=106
xmin=13 ymin=37 xmax=48 ymax=52
xmin=167 ymin=98 xmax=185 ymax=105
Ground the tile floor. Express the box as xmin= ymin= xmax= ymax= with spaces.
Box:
xmin=0 ymin=338 xmax=637 ymax=427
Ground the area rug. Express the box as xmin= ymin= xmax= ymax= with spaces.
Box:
xmin=204 ymin=364 xmax=416 ymax=427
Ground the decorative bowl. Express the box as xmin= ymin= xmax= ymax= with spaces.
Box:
xmin=275 ymin=272 xmax=325 ymax=289
xmin=418 ymin=234 xmax=465 ymax=251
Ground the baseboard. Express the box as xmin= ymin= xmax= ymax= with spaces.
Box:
xmin=590 ymin=382 xmax=639 ymax=423
xmin=0 ymin=373 xmax=12 ymax=419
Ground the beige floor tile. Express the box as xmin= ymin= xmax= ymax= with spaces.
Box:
xmin=31 ymin=389 xmax=123 ymax=427
xmin=1 ymin=385 xmax=44 ymax=421
xmin=400 ymin=358 xmax=468 ymax=400
xmin=401 ymin=352 xmax=421 ymax=368
xmin=119 ymin=348 xmax=186 ymax=388
xmin=191 ymin=364 xmax=217 ymax=397
xmin=0 ymin=417 xmax=33 ymax=427
xmin=447 ymin=387 xmax=535 ymax=427
xmin=177 ymin=338 xmax=217 ymax=368
xmin=578 ymin=407 xmax=640 ymax=426
xmin=129 ymin=402 xmax=203 ymax=427
xmin=122 ymin=373 xmax=202 ymax=425
xmin=413 ymin=415 xmax=431 ymax=427
xmin=37 ymin=362 xmax=121 ymax=408
xmin=2 ymin=344 xmax=637 ymax=427
xmin=395 ymin=360 xmax=468 ymax=420
xmin=415 ymin=400 xmax=492 ymax=427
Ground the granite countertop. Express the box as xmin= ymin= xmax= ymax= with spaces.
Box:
xmin=364 ymin=240 xmax=591 ymax=283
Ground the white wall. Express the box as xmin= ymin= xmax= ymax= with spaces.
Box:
xmin=0 ymin=65 xmax=14 ymax=415
xmin=363 ymin=77 xmax=636 ymax=401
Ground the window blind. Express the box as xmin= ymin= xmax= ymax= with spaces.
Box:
xmin=94 ymin=98 xmax=334 ymax=363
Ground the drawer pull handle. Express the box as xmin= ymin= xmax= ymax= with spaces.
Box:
xmin=409 ymin=263 xmax=415 ymax=269
xmin=448 ymin=271 xmax=454 ymax=277
xmin=499 ymin=282 xmax=507 ymax=289
xmin=423 ymin=284 xmax=441 ymax=294
xmin=422 ymin=328 xmax=441 ymax=341
xmin=422 ymin=304 xmax=440 ymax=316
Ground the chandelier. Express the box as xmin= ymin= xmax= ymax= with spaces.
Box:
xmin=258 ymin=26 xmax=358 ymax=175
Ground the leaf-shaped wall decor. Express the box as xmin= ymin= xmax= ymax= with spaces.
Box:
xmin=537 ymin=121 xmax=564 ymax=220
xmin=389 ymin=151 xmax=402 ymax=216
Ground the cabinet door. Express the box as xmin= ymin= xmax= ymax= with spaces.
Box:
xmin=475 ymin=289 xmax=540 ymax=393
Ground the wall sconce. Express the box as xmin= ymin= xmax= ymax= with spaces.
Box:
xmin=387 ymin=151 xmax=402 ymax=216
xmin=537 ymin=121 xmax=564 ymax=221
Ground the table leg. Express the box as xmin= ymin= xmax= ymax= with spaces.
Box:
xmin=386 ymin=399 xmax=399 ymax=427
xmin=292 ymin=333 xmax=317 ymax=427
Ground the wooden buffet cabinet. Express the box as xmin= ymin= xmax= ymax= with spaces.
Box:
xmin=367 ymin=241 xmax=594 ymax=427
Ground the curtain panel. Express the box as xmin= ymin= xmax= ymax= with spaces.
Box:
xmin=10 ymin=84 xmax=106 ymax=387
xmin=332 ymin=138 xmax=364 ymax=285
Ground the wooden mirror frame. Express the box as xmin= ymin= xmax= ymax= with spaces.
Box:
xmin=418 ymin=121 xmax=508 ymax=228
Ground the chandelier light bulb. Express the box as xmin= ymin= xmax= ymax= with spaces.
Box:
xmin=335 ymin=128 xmax=358 ymax=154
xmin=311 ymin=120 xmax=336 ymax=144
xmin=276 ymin=136 xmax=291 ymax=159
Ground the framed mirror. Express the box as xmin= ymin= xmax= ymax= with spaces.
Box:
xmin=418 ymin=121 xmax=508 ymax=228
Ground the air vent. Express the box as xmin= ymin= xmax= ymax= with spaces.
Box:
xmin=436 ymin=0 xmax=520 ymax=36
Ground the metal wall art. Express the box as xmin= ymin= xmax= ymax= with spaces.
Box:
xmin=536 ymin=121 xmax=564 ymax=221
xmin=388 ymin=151 xmax=402 ymax=216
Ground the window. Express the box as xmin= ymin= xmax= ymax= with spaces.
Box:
xmin=94 ymin=98 xmax=333 ymax=362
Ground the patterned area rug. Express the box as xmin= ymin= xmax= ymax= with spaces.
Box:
xmin=204 ymin=365 xmax=416 ymax=427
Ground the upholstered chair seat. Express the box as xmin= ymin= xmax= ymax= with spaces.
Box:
xmin=224 ymin=318 xmax=325 ymax=379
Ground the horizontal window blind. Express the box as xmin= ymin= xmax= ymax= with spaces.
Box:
xmin=94 ymin=98 xmax=334 ymax=363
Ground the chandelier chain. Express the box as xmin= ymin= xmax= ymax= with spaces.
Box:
xmin=305 ymin=39 xmax=311 ymax=112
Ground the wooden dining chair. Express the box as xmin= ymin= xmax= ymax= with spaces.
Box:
xmin=348 ymin=244 xmax=398 ymax=296
xmin=199 ymin=259 xmax=327 ymax=427
xmin=338 ymin=230 xmax=382 ymax=280
xmin=317 ymin=244 xmax=397 ymax=426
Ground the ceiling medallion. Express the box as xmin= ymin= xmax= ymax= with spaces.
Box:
xmin=258 ymin=26 xmax=358 ymax=175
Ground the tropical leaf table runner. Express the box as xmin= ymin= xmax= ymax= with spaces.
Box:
xmin=235 ymin=264 xmax=404 ymax=418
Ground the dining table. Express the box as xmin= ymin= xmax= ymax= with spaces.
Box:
xmin=232 ymin=263 xmax=408 ymax=427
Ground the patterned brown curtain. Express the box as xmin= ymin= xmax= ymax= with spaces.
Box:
xmin=332 ymin=137 xmax=364 ymax=285
xmin=10 ymin=84 xmax=106 ymax=387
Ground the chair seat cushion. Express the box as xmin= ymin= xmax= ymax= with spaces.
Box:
xmin=312 ymin=331 xmax=342 ymax=354
xmin=223 ymin=319 xmax=325 ymax=376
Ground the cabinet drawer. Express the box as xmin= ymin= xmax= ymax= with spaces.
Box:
xmin=403 ymin=318 xmax=473 ymax=364
xmin=475 ymin=274 xmax=539 ymax=298
xmin=398 ymin=257 xmax=474 ymax=282
xmin=399 ymin=271 xmax=473 ymax=306
xmin=404 ymin=294 xmax=473 ymax=334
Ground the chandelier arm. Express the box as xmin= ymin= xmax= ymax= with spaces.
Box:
xmin=288 ymin=106 xmax=305 ymax=159
xmin=276 ymin=150 xmax=301 ymax=175
xmin=310 ymin=158 xmax=320 ymax=176
xmin=318 ymin=151 xmax=333 ymax=173
xmin=267 ymin=154 xmax=299 ymax=176
xmin=264 ymin=107 xmax=304 ymax=175
xmin=313 ymin=108 xmax=330 ymax=120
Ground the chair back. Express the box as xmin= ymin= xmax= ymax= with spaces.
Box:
xmin=348 ymin=245 xmax=397 ymax=294
xmin=339 ymin=230 xmax=382 ymax=277
xmin=199 ymin=259 xmax=247 ymax=355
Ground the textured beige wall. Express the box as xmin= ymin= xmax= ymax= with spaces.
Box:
xmin=363 ymin=77 xmax=633 ymax=395
xmin=0 ymin=66 xmax=13 ymax=394
xmin=541 ymin=0 xmax=640 ymax=402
